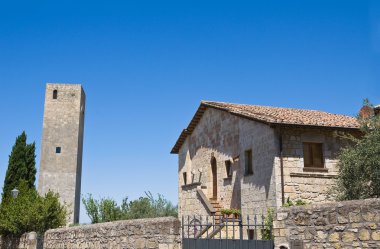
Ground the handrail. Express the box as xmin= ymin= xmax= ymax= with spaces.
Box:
xmin=196 ymin=189 xmax=216 ymax=213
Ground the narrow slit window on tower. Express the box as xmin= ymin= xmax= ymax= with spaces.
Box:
xmin=53 ymin=90 xmax=58 ymax=99
xmin=56 ymin=147 xmax=61 ymax=154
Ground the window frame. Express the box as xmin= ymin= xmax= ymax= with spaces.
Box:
xmin=55 ymin=147 xmax=61 ymax=154
xmin=303 ymin=142 xmax=324 ymax=169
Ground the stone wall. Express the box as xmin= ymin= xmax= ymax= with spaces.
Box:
xmin=177 ymin=108 xmax=355 ymax=220
xmin=0 ymin=232 xmax=42 ymax=249
xmin=43 ymin=217 xmax=180 ymax=249
xmin=275 ymin=128 xmax=354 ymax=207
xmin=239 ymin=117 xmax=277 ymax=217
xmin=178 ymin=108 xmax=277 ymax=218
xmin=274 ymin=198 xmax=380 ymax=249
xmin=178 ymin=108 xmax=241 ymax=217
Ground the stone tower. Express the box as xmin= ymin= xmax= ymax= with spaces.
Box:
xmin=38 ymin=83 xmax=85 ymax=224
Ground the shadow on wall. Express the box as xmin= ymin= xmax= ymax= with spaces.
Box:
xmin=0 ymin=236 xmax=20 ymax=249
xmin=226 ymin=158 xmax=241 ymax=209
xmin=241 ymin=148 xmax=275 ymax=202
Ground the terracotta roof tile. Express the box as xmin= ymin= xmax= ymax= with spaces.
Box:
xmin=202 ymin=101 xmax=360 ymax=129
xmin=171 ymin=101 xmax=360 ymax=154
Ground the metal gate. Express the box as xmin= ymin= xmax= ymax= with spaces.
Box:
xmin=182 ymin=215 xmax=274 ymax=249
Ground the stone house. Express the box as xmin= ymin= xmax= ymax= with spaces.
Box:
xmin=171 ymin=101 xmax=361 ymax=219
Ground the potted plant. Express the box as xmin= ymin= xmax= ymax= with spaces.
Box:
xmin=221 ymin=208 xmax=233 ymax=219
xmin=232 ymin=209 xmax=241 ymax=219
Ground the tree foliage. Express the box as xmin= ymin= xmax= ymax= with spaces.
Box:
xmin=82 ymin=192 xmax=178 ymax=224
xmin=335 ymin=100 xmax=380 ymax=200
xmin=0 ymin=181 xmax=67 ymax=235
xmin=2 ymin=131 xmax=36 ymax=199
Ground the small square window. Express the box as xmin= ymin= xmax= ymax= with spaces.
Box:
xmin=56 ymin=147 xmax=61 ymax=154
xmin=225 ymin=160 xmax=232 ymax=178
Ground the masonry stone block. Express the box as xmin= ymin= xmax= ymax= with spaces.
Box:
xmin=274 ymin=199 xmax=380 ymax=248
xmin=38 ymin=83 xmax=85 ymax=225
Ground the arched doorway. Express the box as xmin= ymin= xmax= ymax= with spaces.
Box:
xmin=211 ymin=156 xmax=217 ymax=199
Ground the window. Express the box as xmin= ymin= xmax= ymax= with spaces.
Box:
xmin=248 ymin=229 xmax=255 ymax=240
xmin=55 ymin=147 xmax=61 ymax=154
xmin=53 ymin=90 xmax=58 ymax=99
xmin=303 ymin=143 xmax=324 ymax=168
xmin=245 ymin=149 xmax=253 ymax=175
xmin=183 ymin=172 xmax=187 ymax=185
xmin=225 ymin=160 xmax=232 ymax=178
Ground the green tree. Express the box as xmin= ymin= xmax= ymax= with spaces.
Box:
xmin=82 ymin=194 xmax=100 ymax=223
xmin=335 ymin=100 xmax=380 ymax=200
xmin=0 ymin=181 xmax=67 ymax=235
xmin=82 ymin=192 xmax=178 ymax=224
xmin=2 ymin=132 xmax=36 ymax=199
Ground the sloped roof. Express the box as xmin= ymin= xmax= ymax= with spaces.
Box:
xmin=171 ymin=101 xmax=360 ymax=154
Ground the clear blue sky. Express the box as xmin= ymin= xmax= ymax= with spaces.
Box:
xmin=0 ymin=0 xmax=379 ymax=223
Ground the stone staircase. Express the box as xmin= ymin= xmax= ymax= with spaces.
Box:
xmin=209 ymin=198 xmax=223 ymax=224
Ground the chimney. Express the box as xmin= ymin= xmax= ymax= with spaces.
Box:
xmin=359 ymin=105 xmax=374 ymax=119
xmin=375 ymin=105 xmax=380 ymax=116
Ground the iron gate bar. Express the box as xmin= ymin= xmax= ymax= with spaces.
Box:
xmin=182 ymin=214 xmax=274 ymax=249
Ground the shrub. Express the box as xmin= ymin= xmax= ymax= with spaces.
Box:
xmin=83 ymin=191 xmax=178 ymax=224
xmin=335 ymin=101 xmax=380 ymax=200
xmin=282 ymin=197 xmax=307 ymax=207
xmin=0 ymin=181 xmax=67 ymax=236
xmin=261 ymin=208 xmax=274 ymax=240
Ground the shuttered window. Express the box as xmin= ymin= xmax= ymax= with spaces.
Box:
xmin=303 ymin=143 xmax=324 ymax=168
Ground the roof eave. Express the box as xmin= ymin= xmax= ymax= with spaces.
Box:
xmin=170 ymin=102 xmax=361 ymax=154
xmin=270 ymin=123 xmax=361 ymax=132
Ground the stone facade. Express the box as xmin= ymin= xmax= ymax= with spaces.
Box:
xmin=274 ymin=198 xmax=380 ymax=249
xmin=178 ymin=108 xmax=278 ymax=218
xmin=274 ymin=128 xmax=353 ymax=207
xmin=176 ymin=106 xmax=358 ymax=220
xmin=43 ymin=217 xmax=181 ymax=249
xmin=38 ymin=83 xmax=85 ymax=225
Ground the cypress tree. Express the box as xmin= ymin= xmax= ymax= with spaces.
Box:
xmin=2 ymin=131 xmax=36 ymax=199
